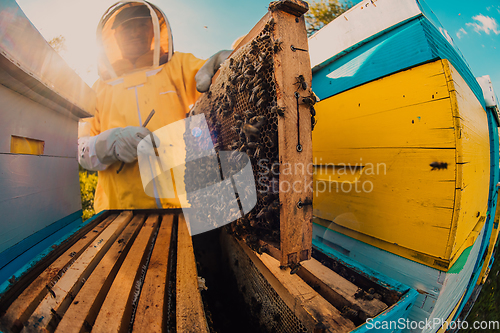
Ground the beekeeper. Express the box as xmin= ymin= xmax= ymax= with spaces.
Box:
xmin=78 ymin=1 xmax=230 ymax=212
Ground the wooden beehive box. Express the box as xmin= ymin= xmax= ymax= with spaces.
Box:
xmin=0 ymin=0 xmax=94 ymax=289
xmin=189 ymin=0 xmax=314 ymax=268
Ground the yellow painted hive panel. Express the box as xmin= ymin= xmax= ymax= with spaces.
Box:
xmin=312 ymin=59 xmax=490 ymax=270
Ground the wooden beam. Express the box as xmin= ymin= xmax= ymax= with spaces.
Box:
xmin=53 ymin=214 xmax=146 ymax=333
xmin=234 ymin=236 xmax=355 ymax=332
xmin=269 ymin=0 xmax=309 ymax=17
xmin=299 ymin=259 xmax=388 ymax=320
xmin=0 ymin=214 xmax=118 ymax=332
xmin=22 ymin=211 xmax=134 ymax=332
xmin=272 ymin=4 xmax=313 ymax=267
xmin=92 ymin=214 xmax=160 ymax=333
xmin=176 ymin=215 xmax=209 ymax=333
xmin=259 ymin=239 xmax=281 ymax=262
xmin=132 ymin=214 xmax=174 ymax=332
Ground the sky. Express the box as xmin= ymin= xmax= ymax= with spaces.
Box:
xmin=15 ymin=0 xmax=500 ymax=99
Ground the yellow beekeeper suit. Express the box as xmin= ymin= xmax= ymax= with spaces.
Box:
xmin=79 ymin=1 xmax=206 ymax=213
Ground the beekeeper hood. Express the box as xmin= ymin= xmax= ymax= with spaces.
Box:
xmin=97 ymin=1 xmax=173 ymax=80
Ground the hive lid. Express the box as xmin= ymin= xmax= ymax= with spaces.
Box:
xmin=0 ymin=0 xmax=95 ymax=119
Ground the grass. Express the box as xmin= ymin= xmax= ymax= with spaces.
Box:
xmin=463 ymin=245 xmax=500 ymax=331
xmin=79 ymin=168 xmax=97 ymax=221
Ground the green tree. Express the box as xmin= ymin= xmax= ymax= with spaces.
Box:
xmin=79 ymin=165 xmax=98 ymax=221
xmin=305 ymin=0 xmax=353 ymax=36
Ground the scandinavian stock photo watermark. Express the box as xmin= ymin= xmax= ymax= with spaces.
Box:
xmin=257 ymin=158 xmax=387 ymax=196
xmin=365 ymin=318 xmax=500 ymax=331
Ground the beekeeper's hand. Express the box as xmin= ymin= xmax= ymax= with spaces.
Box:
xmin=195 ymin=50 xmax=232 ymax=93
xmin=95 ymin=126 xmax=152 ymax=164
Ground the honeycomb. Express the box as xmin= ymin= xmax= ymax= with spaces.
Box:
xmin=185 ymin=18 xmax=283 ymax=245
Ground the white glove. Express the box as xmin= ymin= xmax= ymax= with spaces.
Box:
xmin=195 ymin=50 xmax=232 ymax=93
xmin=95 ymin=126 xmax=152 ymax=165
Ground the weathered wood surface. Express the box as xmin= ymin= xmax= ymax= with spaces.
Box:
xmin=234 ymin=236 xmax=355 ymax=333
xmin=272 ymin=4 xmax=313 ymax=267
xmin=269 ymin=0 xmax=309 ymax=16
xmin=1 ymin=211 xmax=210 ymax=333
xmin=22 ymin=211 xmax=133 ymax=332
xmin=299 ymin=258 xmax=388 ymax=319
xmin=0 ymin=214 xmax=118 ymax=332
xmin=54 ymin=214 xmax=146 ymax=333
xmin=92 ymin=214 xmax=159 ymax=333
xmin=176 ymin=215 xmax=210 ymax=333
xmin=132 ymin=214 xmax=174 ymax=332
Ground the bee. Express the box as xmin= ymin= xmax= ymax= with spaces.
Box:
xmin=242 ymin=123 xmax=260 ymax=139
xmin=258 ymin=52 xmax=269 ymax=63
xmin=311 ymin=115 xmax=317 ymax=130
xmin=250 ymin=40 xmax=260 ymax=55
xmin=290 ymin=263 xmax=301 ymax=275
xmin=228 ymin=140 xmax=239 ymax=150
xmin=238 ymin=80 xmax=247 ymax=93
xmin=46 ymin=285 xmax=56 ymax=298
xmin=262 ymin=193 xmax=277 ymax=204
xmin=253 ymin=147 xmax=261 ymax=159
xmin=260 ymin=33 xmax=271 ymax=41
xmin=238 ymin=143 xmax=247 ymax=152
xmin=273 ymin=38 xmax=283 ymax=53
xmin=251 ymin=85 xmax=261 ymax=96
xmin=247 ymin=142 xmax=260 ymax=149
xmin=215 ymin=121 xmax=222 ymax=131
xmin=264 ymin=18 xmax=275 ymax=31
xmin=341 ymin=306 xmax=358 ymax=320
xmin=229 ymin=73 xmax=238 ymax=85
xmin=244 ymin=67 xmax=255 ymax=78
xmin=309 ymin=105 xmax=316 ymax=117
xmin=256 ymin=206 xmax=273 ymax=220
xmin=301 ymin=96 xmax=316 ymax=106
xmin=255 ymin=63 xmax=268 ymax=74
xmin=216 ymin=106 xmax=223 ymax=116
xmin=354 ymin=288 xmax=364 ymax=299
xmin=270 ymin=106 xmax=285 ymax=117
xmin=234 ymin=113 xmax=242 ymax=121
xmin=430 ymin=162 xmax=448 ymax=170
xmin=253 ymin=115 xmax=267 ymax=129
xmin=256 ymin=97 xmax=268 ymax=109
xmin=242 ymin=55 xmax=251 ymax=67
xmin=294 ymin=75 xmax=307 ymax=90
xmin=251 ymin=76 xmax=263 ymax=87
xmin=244 ymin=110 xmax=255 ymax=119
xmin=301 ymin=91 xmax=318 ymax=106
xmin=235 ymin=120 xmax=243 ymax=128
xmin=248 ymin=92 xmax=256 ymax=104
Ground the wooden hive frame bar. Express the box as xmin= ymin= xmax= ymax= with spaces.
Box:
xmin=0 ymin=211 xmax=209 ymax=333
